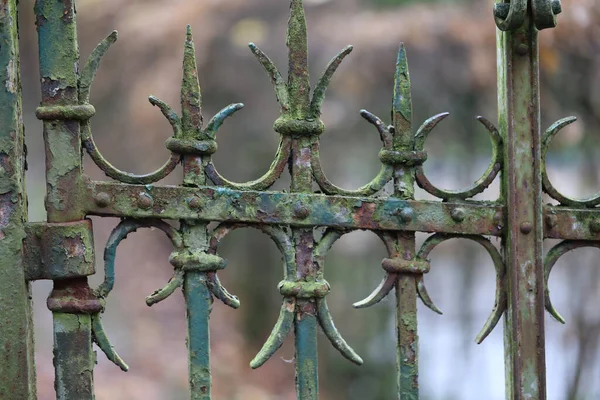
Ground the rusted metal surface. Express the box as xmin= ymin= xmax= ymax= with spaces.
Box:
xmin=7 ymin=0 xmax=600 ymax=398
xmin=0 ymin=1 xmax=36 ymax=398
xmin=497 ymin=7 xmax=547 ymax=398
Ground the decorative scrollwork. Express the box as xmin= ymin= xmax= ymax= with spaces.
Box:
xmin=209 ymin=224 xmax=362 ymax=367
xmin=357 ymin=233 xmax=506 ymax=343
xmin=414 ymin=115 xmax=503 ymax=201
xmin=79 ymin=31 xmax=182 ymax=184
xmin=544 ymin=240 xmax=600 ymax=324
xmin=540 ymin=117 xmax=600 ymax=207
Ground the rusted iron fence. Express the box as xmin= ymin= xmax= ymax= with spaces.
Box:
xmin=0 ymin=0 xmax=594 ymax=398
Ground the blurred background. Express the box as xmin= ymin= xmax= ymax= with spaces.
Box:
xmin=17 ymin=0 xmax=600 ymax=398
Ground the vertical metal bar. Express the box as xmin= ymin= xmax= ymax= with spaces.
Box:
xmin=392 ymin=45 xmax=419 ymax=400
xmin=0 ymin=1 xmax=37 ymax=398
xmin=36 ymin=1 xmax=96 ymax=398
xmin=285 ymin=1 xmax=319 ymax=398
xmin=179 ymin=27 xmax=213 ymax=400
xmin=182 ymin=225 xmax=213 ymax=400
xmin=498 ymin=8 xmax=547 ymax=399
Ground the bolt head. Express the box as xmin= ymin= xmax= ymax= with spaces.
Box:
xmin=399 ymin=208 xmax=414 ymax=223
xmin=520 ymin=222 xmax=533 ymax=234
xmin=137 ymin=193 xmax=153 ymax=210
xmin=188 ymin=196 xmax=203 ymax=210
xmin=95 ymin=192 xmax=111 ymax=208
xmin=516 ymin=43 xmax=529 ymax=56
xmin=294 ymin=204 xmax=310 ymax=220
xmin=451 ymin=208 xmax=466 ymax=223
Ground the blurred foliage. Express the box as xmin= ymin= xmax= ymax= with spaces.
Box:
xmin=19 ymin=0 xmax=600 ymax=399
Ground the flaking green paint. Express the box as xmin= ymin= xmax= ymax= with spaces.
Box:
xmin=0 ymin=1 xmax=36 ymax=398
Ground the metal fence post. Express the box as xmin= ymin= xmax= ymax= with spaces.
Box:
xmin=0 ymin=1 xmax=37 ymax=398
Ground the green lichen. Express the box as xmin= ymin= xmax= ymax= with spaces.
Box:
xmin=0 ymin=1 xmax=36 ymax=398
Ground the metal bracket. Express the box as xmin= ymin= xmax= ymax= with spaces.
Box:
xmin=24 ymin=219 xmax=95 ymax=281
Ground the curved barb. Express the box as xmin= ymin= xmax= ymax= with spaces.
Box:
xmin=205 ymin=136 xmax=292 ymax=191
xmin=309 ymin=45 xmax=354 ymax=118
xmin=91 ymin=313 xmax=129 ymax=372
xmin=78 ymin=31 xmax=182 ymax=184
xmin=96 ymin=219 xmax=182 ymax=299
xmin=148 ymin=96 xmax=182 ymax=137
xmin=543 ymin=241 xmax=600 ymax=324
xmin=414 ymin=115 xmax=502 ymax=201
xmin=82 ymin=130 xmax=181 ymax=184
xmin=353 ymin=272 xmax=396 ymax=309
xmin=353 ymin=232 xmax=398 ymax=309
xmin=146 ymin=269 xmax=185 ymax=307
xmin=416 ymin=234 xmax=507 ymax=344
xmin=209 ymin=223 xmax=295 ymax=278
xmin=416 ymin=276 xmax=443 ymax=315
xmin=250 ymin=298 xmax=296 ymax=369
xmin=80 ymin=31 xmax=118 ymax=103
xmin=316 ymin=299 xmax=363 ymax=365
xmin=541 ymin=117 xmax=600 ymax=207
xmin=311 ymin=110 xmax=394 ymax=196
xmin=249 ymin=43 xmax=289 ymax=112
xmin=206 ymin=272 xmax=240 ymax=309
xmin=205 ymin=103 xmax=245 ymax=139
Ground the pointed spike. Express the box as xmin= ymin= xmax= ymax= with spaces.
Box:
xmin=287 ymin=0 xmax=310 ymax=116
xmin=250 ymin=299 xmax=295 ymax=369
xmin=91 ymin=314 xmax=129 ymax=372
xmin=392 ymin=43 xmax=412 ymax=139
xmin=309 ymin=45 xmax=353 ymax=118
xmin=316 ymin=299 xmax=363 ymax=365
xmin=181 ymin=25 xmax=203 ymax=138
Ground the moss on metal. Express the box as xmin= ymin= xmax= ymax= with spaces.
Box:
xmin=0 ymin=1 xmax=36 ymax=398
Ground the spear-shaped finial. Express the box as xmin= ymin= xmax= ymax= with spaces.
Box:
xmin=392 ymin=44 xmax=412 ymax=143
xmin=181 ymin=25 xmax=203 ymax=139
xmin=287 ymin=0 xmax=310 ymax=117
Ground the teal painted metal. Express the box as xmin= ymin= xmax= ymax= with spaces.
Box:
xmin=11 ymin=0 xmax=600 ymax=399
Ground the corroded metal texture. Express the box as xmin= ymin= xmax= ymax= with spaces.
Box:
xmin=5 ymin=0 xmax=596 ymax=399
xmin=0 ymin=1 xmax=36 ymax=398
xmin=497 ymin=9 xmax=546 ymax=399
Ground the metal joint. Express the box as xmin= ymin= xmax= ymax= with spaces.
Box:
xmin=35 ymin=104 xmax=96 ymax=121
xmin=381 ymin=257 xmax=430 ymax=274
xmin=379 ymin=149 xmax=427 ymax=167
xmin=169 ymin=250 xmax=227 ymax=272
xmin=278 ymin=279 xmax=331 ymax=299
xmin=24 ymin=220 xmax=95 ymax=281
xmin=165 ymin=137 xmax=218 ymax=156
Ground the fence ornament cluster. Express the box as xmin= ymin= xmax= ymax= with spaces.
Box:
xmin=4 ymin=0 xmax=600 ymax=399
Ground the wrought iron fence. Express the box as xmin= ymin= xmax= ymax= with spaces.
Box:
xmin=1 ymin=0 xmax=597 ymax=398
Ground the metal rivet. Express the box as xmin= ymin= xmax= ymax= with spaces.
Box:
xmin=520 ymin=222 xmax=533 ymax=234
xmin=590 ymin=220 xmax=600 ymax=233
xmin=188 ymin=196 xmax=202 ymax=211
xmin=545 ymin=214 xmax=557 ymax=229
xmin=294 ymin=204 xmax=310 ymax=220
xmin=451 ymin=208 xmax=466 ymax=223
xmin=399 ymin=208 xmax=414 ymax=223
xmin=137 ymin=193 xmax=153 ymax=210
xmin=94 ymin=192 xmax=110 ymax=208
xmin=516 ymin=44 xmax=529 ymax=56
